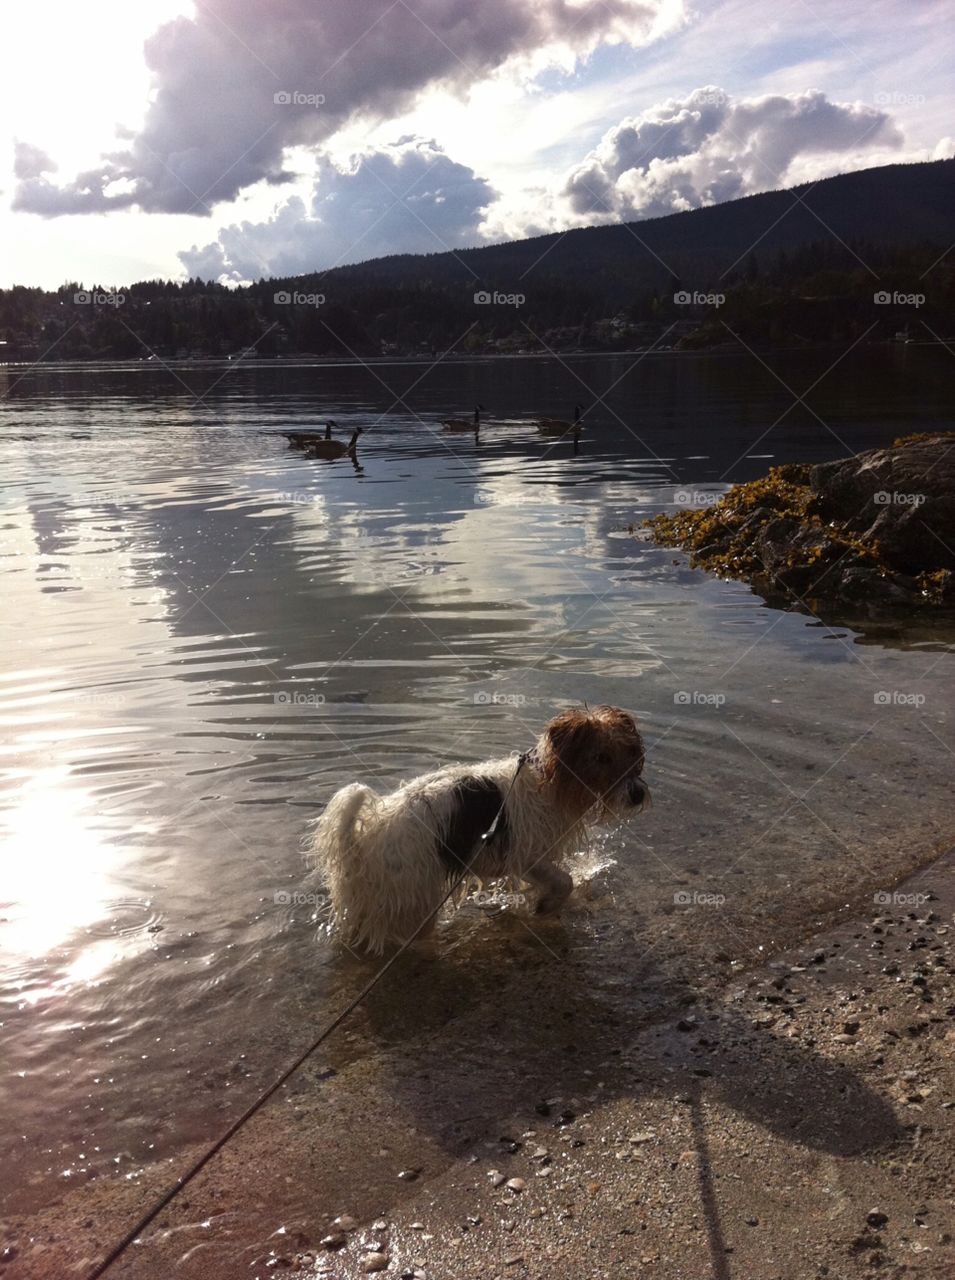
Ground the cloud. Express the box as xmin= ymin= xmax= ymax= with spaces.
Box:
xmin=179 ymin=138 xmax=496 ymax=282
xmin=15 ymin=0 xmax=674 ymax=217
xmin=13 ymin=142 xmax=57 ymax=181
xmin=562 ymin=86 xmax=905 ymax=221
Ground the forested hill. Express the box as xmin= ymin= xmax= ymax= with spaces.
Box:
xmin=282 ymin=158 xmax=955 ymax=302
xmin=1 ymin=158 xmax=952 ymax=361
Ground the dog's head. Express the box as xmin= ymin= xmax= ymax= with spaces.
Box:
xmin=537 ymin=705 xmax=649 ymax=820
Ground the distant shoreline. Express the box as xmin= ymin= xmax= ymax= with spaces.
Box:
xmin=0 ymin=337 xmax=947 ymax=374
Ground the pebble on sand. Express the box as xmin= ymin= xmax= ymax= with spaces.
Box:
xmin=505 ymin=1177 xmax=526 ymax=1192
xmin=362 ymin=1251 xmax=390 ymax=1272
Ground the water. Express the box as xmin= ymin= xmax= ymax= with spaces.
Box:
xmin=1 ymin=347 xmax=953 ymax=1243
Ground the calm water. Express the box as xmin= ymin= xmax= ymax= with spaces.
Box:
xmin=2 ymin=347 xmax=954 ymax=1235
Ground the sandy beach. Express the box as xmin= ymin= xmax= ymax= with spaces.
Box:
xmin=4 ymin=843 xmax=953 ymax=1280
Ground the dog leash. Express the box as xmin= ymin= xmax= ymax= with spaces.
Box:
xmin=83 ymin=750 xmax=531 ymax=1280
xmin=481 ymin=749 xmax=529 ymax=842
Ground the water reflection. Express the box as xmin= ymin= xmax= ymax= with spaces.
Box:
xmin=1 ymin=348 xmax=953 ymax=1230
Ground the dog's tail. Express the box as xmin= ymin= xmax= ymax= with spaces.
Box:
xmin=316 ymin=781 xmax=378 ymax=845
xmin=311 ymin=782 xmax=379 ymax=884
xmin=310 ymin=782 xmax=395 ymax=953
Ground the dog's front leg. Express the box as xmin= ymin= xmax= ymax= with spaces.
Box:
xmin=525 ymin=862 xmax=574 ymax=915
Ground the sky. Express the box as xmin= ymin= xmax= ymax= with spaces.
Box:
xmin=1 ymin=0 xmax=951 ymax=290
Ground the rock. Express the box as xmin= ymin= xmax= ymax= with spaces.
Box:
xmin=866 ymin=1210 xmax=889 ymax=1229
xmin=489 ymin=1170 xmax=506 ymax=1186
xmin=321 ymin=1233 xmax=347 ymax=1250
xmin=505 ymin=1177 xmax=526 ymax=1192
xmin=645 ymin=435 xmax=955 ymax=617
xmin=837 ymin=566 xmax=915 ymax=605
xmin=812 ymin=439 xmax=955 ymax=576
xmin=362 ymin=1252 xmax=390 ymax=1272
xmin=398 ymin=1168 xmax=420 ymax=1181
xmin=333 ymin=1216 xmax=358 ymax=1231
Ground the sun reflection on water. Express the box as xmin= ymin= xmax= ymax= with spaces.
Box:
xmin=0 ymin=766 xmax=119 ymax=963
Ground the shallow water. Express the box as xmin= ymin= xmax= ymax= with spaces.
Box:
xmin=1 ymin=346 xmax=953 ymax=1224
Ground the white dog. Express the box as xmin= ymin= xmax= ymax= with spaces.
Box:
xmin=311 ymin=705 xmax=649 ymax=953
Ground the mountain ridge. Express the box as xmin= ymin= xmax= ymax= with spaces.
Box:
xmin=276 ymin=158 xmax=955 ymax=298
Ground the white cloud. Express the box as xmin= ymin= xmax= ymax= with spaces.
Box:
xmin=176 ymin=86 xmax=924 ymax=282
xmin=562 ymin=86 xmax=905 ymax=221
xmin=14 ymin=0 xmax=676 ymax=217
xmin=12 ymin=142 xmax=57 ymax=181
xmin=179 ymin=138 xmax=496 ymax=283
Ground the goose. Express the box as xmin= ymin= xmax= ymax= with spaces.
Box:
xmin=535 ymin=404 xmax=584 ymax=436
xmin=441 ymin=404 xmax=486 ymax=432
xmin=286 ymin=422 xmax=333 ymax=449
xmin=305 ymin=424 xmax=363 ymax=460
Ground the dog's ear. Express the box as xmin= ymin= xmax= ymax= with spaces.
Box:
xmin=596 ymin=704 xmax=646 ymax=776
xmin=540 ymin=708 xmax=604 ymax=811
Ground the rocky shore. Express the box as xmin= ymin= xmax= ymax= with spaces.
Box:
xmin=645 ymin=433 xmax=955 ymax=615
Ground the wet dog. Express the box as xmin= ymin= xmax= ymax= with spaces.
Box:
xmin=311 ymin=705 xmax=649 ymax=953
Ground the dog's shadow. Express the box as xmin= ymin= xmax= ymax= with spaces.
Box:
xmin=353 ymin=907 xmax=903 ymax=1164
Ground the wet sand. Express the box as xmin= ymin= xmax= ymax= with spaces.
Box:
xmin=3 ymin=846 xmax=953 ymax=1280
